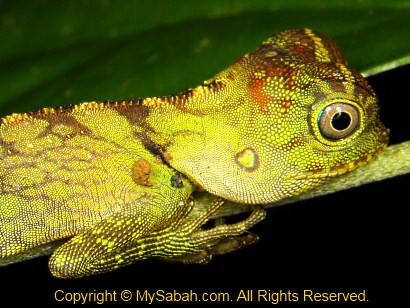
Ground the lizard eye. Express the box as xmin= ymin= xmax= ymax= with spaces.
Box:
xmin=318 ymin=103 xmax=360 ymax=140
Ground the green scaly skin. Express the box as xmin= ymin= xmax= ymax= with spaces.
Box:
xmin=0 ymin=29 xmax=388 ymax=278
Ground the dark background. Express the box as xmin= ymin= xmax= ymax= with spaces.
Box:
xmin=1 ymin=64 xmax=408 ymax=305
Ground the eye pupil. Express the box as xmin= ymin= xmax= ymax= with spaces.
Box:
xmin=331 ymin=112 xmax=351 ymax=131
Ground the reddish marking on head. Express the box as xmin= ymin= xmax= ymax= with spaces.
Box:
xmin=248 ymin=78 xmax=271 ymax=112
xmin=267 ymin=67 xmax=297 ymax=90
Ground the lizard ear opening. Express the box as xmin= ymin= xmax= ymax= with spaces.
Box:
xmin=262 ymin=28 xmax=346 ymax=64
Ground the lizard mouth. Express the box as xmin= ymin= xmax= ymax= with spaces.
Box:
xmin=291 ymin=131 xmax=389 ymax=181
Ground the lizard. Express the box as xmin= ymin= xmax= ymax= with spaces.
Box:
xmin=0 ymin=28 xmax=388 ymax=278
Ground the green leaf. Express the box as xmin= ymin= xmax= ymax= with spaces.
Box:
xmin=1 ymin=0 xmax=410 ymax=116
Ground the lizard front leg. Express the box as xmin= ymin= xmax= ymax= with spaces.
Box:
xmin=64 ymin=197 xmax=266 ymax=275
xmin=48 ymin=195 xmax=192 ymax=278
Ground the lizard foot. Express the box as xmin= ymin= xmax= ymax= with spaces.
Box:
xmin=150 ymin=197 xmax=266 ymax=264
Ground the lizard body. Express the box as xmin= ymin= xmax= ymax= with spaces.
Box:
xmin=0 ymin=29 xmax=388 ymax=278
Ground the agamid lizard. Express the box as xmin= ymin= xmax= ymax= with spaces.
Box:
xmin=0 ymin=29 xmax=388 ymax=278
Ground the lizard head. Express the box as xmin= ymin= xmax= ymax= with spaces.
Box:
xmin=164 ymin=29 xmax=389 ymax=204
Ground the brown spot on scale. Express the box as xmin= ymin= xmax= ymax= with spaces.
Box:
xmin=279 ymin=135 xmax=306 ymax=151
xmin=132 ymin=159 xmax=152 ymax=187
xmin=162 ymin=152 xmax=172 ymax=161
xmin=275 ymin=99 xmax=292 ymax=109
xmin=235 ymin=148 xmax=259 ymax=172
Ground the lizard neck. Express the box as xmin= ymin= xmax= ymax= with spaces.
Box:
xmin=138 ymin=59 xmax=259 ymax=195
xmin=141 ymin=76 xmax=235 ymax=155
